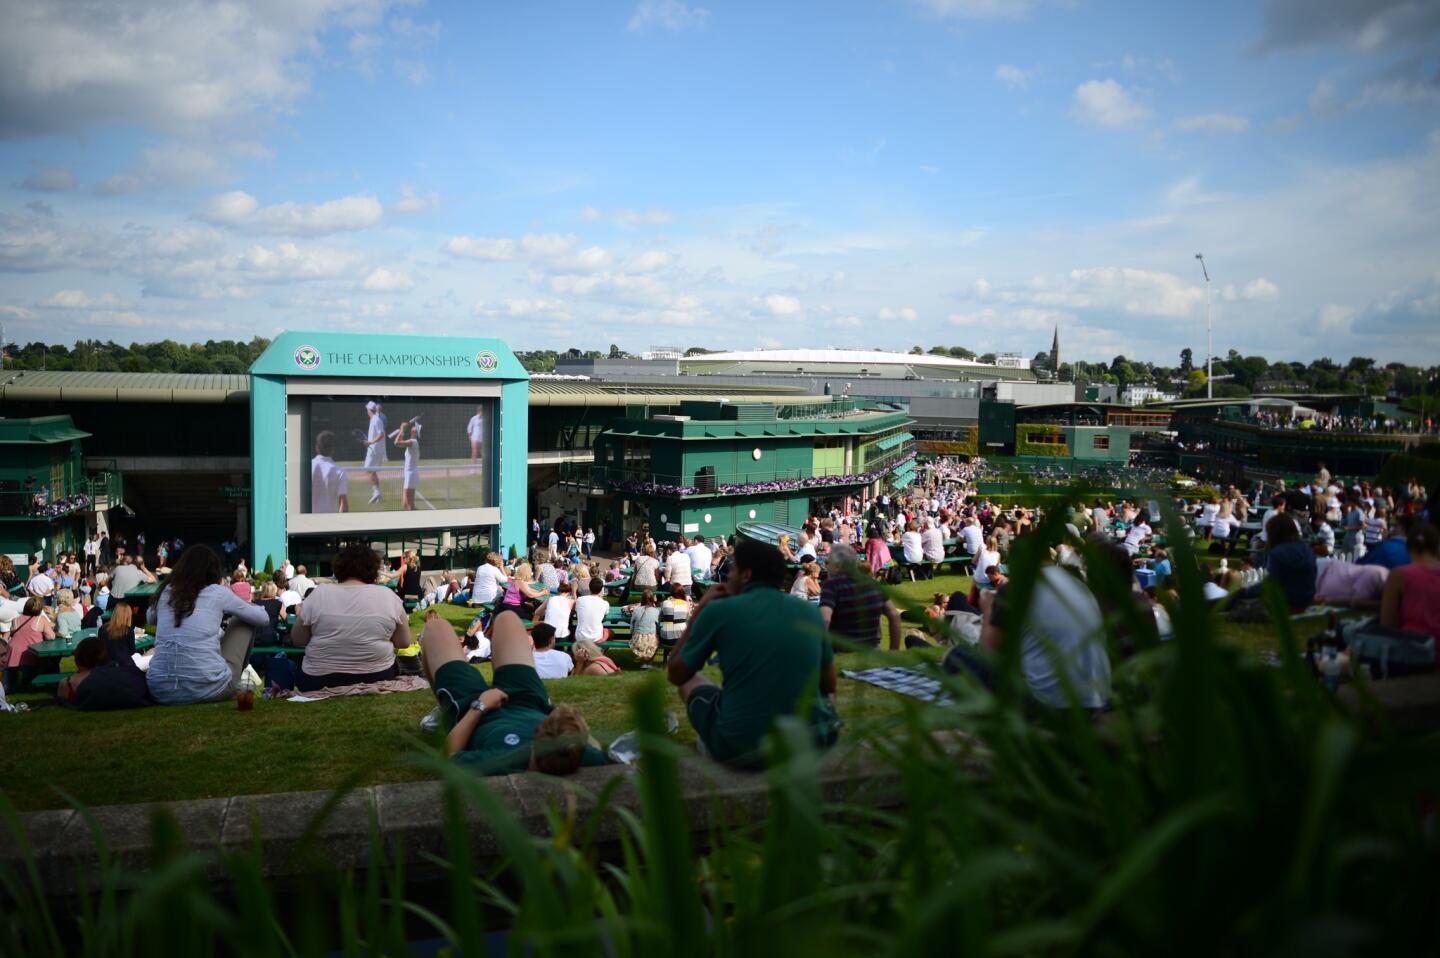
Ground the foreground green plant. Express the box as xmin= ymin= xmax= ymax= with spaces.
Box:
xmin=2 ymin=493 xmax=1437 ymax=956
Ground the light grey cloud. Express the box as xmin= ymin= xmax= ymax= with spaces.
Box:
xmin=0 ymin=0 xmax=402 ymax=138
xmin=1256 ymin=0 xmax=1440 ymax=54
xmin=20 ymin=168 xmax=76 ymax=192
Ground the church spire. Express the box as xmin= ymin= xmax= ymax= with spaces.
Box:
xmin=1049 ymin=325 xmax=1060 ymax=372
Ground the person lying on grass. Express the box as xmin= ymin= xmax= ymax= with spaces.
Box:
xmin=666 ymin=539 xmax=840 ymax=769
xmin=421 ymin=609 xmax=608 ymax=776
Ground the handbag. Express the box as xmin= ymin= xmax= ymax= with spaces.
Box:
xmin=1342 ymin=617 xmax=1437 ymax=680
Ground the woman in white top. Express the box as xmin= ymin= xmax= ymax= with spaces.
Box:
xmin=1197 ymin=497 xmax=1219 ymax=537
xmin=901 ymin=521 xmax=924 ymax=564
xmin=789 ymin=560 xmax=822 ymax=601
xmin=146 ymin=545 xmax=271 ymax=705
xmin=471 ymin=553 xmax=511 ymax=605
xmin=973 ymin=535 xmax=1002 ymax=587
xmin=291 ymin=543 xmax=410 ymax=691
xmin=533 ymin=582 xmax=576 ymax=639
xmin=632 ymin=543 xmax=661 ymax=590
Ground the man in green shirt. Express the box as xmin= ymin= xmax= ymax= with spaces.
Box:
xmin=422 ymin=609 xmax=609 ymax=776
xmin=667 ymin=539 xmax=840 ymax=768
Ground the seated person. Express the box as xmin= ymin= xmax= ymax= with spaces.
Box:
xmin=3 ymin=596 xmax=55 ymax=692
xmin=530 ymin=623 xmax=574 ymax=679
xmin=1262 ymin=513 xmax=1318 ymax=613
xmin=666 ymin=540 xmax=839 ymax=768
xmin=1359 ymin=516 xmax=1413 ymax=570
xmin=56 ymin=634 xmax=150 ymax=710
xmin=462 ymin=634 xmax=490 ymax=662
xmin=251 ymin=581 xmax=284 ymax=645
xmin=54 ymin=588 xmax=82 ymax=638
xmin=819 ymin=544 xmax=905 ymax=650
xmin=421 ymin=609 xmax=609 ymax=775
xmin=56 ymin=636 xmax=107 ymax=705
xmin=943 ymin=562 xmax=1111 ymax=710
xmin=573 ymin=639 xmax=622 ymax=676
xmin=1379 ymin=522 xmax=1440 ymax=654
xmin=657 ymin=583 xmax=692 ymax=651
xmin=146 ymin=547 xmax=271 ymax=705
xmin=625 ymin=589 xmax=661 ymax=662
xmin=418 ymin=573 xmax=459 ymax=609
xmin=1314 ymin=561 xmax=1389 ymax=609
xmin=290 ymin=543 xmax=411 ymax=691
xmin=532 ymin=583 xmax=575 ymax=641
xmin=274 ymin=574 xmax=302 ymax=617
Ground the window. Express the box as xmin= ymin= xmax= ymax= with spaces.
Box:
xmin=1092 ymin=435 xmax=1110 ymax=450
xmin=694 ymin=465 xmax=716 ymax=493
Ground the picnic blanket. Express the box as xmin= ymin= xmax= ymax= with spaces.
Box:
xmin=841 ymin=666 xmax=952 ymax=705
xmin=276 ymin=675 xmax=432 ymax=702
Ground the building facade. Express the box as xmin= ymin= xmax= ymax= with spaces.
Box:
xmin=562 ymin=398 xmax=914 ymax=540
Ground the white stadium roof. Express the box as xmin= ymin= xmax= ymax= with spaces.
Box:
xmin=685 ymin=348 xmax=995 ymax=368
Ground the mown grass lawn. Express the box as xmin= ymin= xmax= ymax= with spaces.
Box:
xmin=0 ymin=573 xmax=1308 ymax=812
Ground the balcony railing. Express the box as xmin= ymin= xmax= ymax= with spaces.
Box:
xmin=0 ymin=471 xmax=123 ymax=520
xmin=560 ymin=448 xmax=918 ymax=498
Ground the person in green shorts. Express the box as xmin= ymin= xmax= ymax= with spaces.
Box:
xmin=666 ymin=539 xmax=840 ymax=768
xmin=421 ymin=609 xmax=609 ymax=776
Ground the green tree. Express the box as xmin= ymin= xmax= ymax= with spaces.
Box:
xmin=1179 ymin=348 xmax=1193 ymax=374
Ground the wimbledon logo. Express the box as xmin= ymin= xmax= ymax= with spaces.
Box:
xmin=475 ymin=350 xmax=499 ymax=373
xmin=293 ymin=345 xmax=322 ymax=371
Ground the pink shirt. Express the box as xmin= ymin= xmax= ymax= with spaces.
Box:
xmin=230 ymin=581 xmax=253 ymax=603
xmin=6 ymin=613 xmax=54 ymax=667
xmin=1397 ymin=564 xmax=1440 ymax=660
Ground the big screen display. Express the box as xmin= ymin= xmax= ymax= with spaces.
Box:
xmin=301 ymin=397 xmax=493 ymax=514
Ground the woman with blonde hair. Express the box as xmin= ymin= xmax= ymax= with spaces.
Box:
xmin=55 ymin=588 xmax=82 ymax=638
xmin=632 ymin=541 xmax=660 ymax=590
xmin=777 ymin=534 xmax=796 ymax=562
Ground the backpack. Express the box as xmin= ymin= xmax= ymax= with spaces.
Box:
xmin=265 ymin=652 xmax=297 ymax=691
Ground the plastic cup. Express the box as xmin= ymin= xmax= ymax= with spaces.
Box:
xmin=236 ymin=689 xmax=256 ymax=712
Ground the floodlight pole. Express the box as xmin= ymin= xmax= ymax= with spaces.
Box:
xmin=1196 ymin=253 xmax=1212 ymax=399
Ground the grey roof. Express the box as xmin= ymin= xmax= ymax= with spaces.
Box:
xmin=0 ymin=369 xmax=815 ymax=407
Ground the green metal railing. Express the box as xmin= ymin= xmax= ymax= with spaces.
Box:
xmin=559 ymin=443 xmax=916 ymax=496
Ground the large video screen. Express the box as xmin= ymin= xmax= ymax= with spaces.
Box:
xmin=301 ymin=397 xmax=493 ymax=514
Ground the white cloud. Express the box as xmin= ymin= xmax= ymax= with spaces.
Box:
xmin=393 ymin=59 xmax=429 ymax=85
xmin=973 ymin=278 xmax=992 ymax=297
xmin=629 ymin=250 xmax=674 ymax=272
xmin=995 ymin=64 xmax=1032 ymax=88
xmin=0 ymin=0 xmax=396 ymax=136
xmin=764 ymin=294 xmax=802 ymax=317
xmin=1242 ymin=278 xmax=1279 ymax=300
xmin=361 ymin=267 xmax=415 ymax=292
xmin=1175 ymin=113 xmax=1250 ymax=133
xmin=201 ymin=192 xmax=383 ymax=234
xmin=445 ymin=232 xmax=578 ymax=262
xmin=834 ymin=315 xmax=864 ymax=328
xmin=572 ymin=245 xmax=614 ymax=271
xmin=227 ymin=242 xmax=367 ymax=283
xmin=918 ymin=164 xmax=941 ymax=175
xmin=474 ymin=297 xmax=569 ymax=319
xmin=910 ymin=0 xmax=1034 ymax=19
xmin=98 ymin=143 xmax=229 ymax=195
xmin=203 ymin=191 xmax=260 ymax=224
xmin=391 ymin=185 xmax=440 ymax=214
xmin=627 ymin=0 xmax=711 ymax=32
xmin=0 ymin=305 xmax=36 ymax=321
xmin=1309 ymin=79 xmax=1344 ymax=117
xmin=878 ymin=306 xmax=919 ymax=322
xmin=21 ymin=168 xmax=77 ymax=192
xmin=1319 ymin=304 xmax=1356 ymax=335
xmin=1072 ymin=79 xmax=1150 ymax=128
xmin=39 ymin=290 xmax=124 ymax=309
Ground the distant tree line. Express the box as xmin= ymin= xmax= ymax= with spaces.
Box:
xmin=6 ymin=339 xmax=1436 ymax=412
xmin=915 ymin=343 xmax=1440 ymax=406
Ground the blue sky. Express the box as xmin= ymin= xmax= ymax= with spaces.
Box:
xmin=1 ymin=0 xmax=1438 ymax=364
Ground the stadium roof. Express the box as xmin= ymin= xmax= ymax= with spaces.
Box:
xmin=684 ymin=348 xmax=995 ymax=368
xmin=0 ymin=369 xmax=815 ymax=407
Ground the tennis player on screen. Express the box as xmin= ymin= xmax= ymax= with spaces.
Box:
xmin=362 ymin=401 xmax=387 ymax=504
xmin=392 ymin=419 xmax=421 ymax=511
xmin=310 ymin=430 xmax=349 ymax=513
xmin=467 ymin=405 xmax=485 ymax=464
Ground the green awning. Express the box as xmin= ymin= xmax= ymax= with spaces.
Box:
xmin=875 ymin=431 xmax=913 ymax=451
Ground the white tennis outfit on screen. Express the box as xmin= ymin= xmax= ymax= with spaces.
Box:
xmin=364 ymin=415 xmax=387 ymax=469
xmin=402 ymin=437 xmax=420 ymax=490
